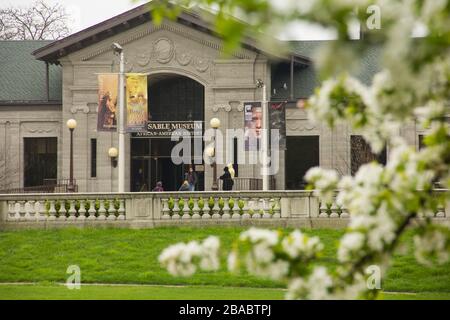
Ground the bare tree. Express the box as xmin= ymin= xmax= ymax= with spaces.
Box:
xmin=0 ymin=0 xmax=70 ymax=40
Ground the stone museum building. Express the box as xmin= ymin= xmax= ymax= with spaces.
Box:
xmin=0 ymin=3 xmax=424 ymax=193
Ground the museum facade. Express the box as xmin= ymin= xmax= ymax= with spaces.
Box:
xmin=0 ymin=4 xmax=424 ymax=192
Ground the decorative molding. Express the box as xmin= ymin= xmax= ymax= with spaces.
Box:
xmin=212 ymin=104 xmax=227 ymax=113
xmin=212 ymin=101 xmax=243 ymax=113
xmin=154 ymin=37 xmax=175 ymax=64
xmin=21 ymin=122 xmax=59 ymax=134
xmin=287 ymin=120 xmax=316 ymax=131
xmin=229 ymin=101 xmax=242 ymax=112
xmin=176 ymin=51 xmax=192 ymax=66
xmin=193 ymin=57 xmax=209 ymax=73
xmin=212 ymin=84 xmax=257 ymax=90
xmin=70 ymin=105 xmax=90 ymax=114
xmin=136 ymin=52 xmax=152 ymax=67
xmin=286 ymin=108 xmax=308 ymax=118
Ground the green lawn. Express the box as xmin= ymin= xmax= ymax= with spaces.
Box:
xmin=0 ymin=227 xmax=449 ymax=299
xmin=0 ymin=284 xmax=286 ymax=300
xmin=0 ymin=284 xmax=449 ymax=300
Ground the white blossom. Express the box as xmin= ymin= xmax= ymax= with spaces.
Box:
xmin=286 ymin=266 xmax=333 ymax=300
xmin=338 ymin=232 xmax=366 ymax=262
xmin=281 ymin=230 xmax=323 ymax=259
xmin=239 ymin=227 xmax=279 ymax=246
xmin=159 ymin=236 xmax=220 ymax=277
xmin=305 ymin=167 xmax=339 ymax=203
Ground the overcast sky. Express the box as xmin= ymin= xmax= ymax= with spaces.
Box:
xmin=2 ymin=0 xmax=341 ymax=40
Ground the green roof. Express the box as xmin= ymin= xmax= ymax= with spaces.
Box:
xmin=0 ymin=40 xmax=61 ymax=102
xmin=272 ymin=40 xmax=382 ymax=99
xmin=0 ymin=39 xmax=380 ymax=103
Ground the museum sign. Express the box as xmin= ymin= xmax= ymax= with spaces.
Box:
xmin=132 ymin=121 xmax=203 ymax=138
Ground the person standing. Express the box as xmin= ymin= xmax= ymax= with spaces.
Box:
xmin=220 ymin=167 xmax=234 ymax=191
xmin=152 ymin=181 xmax=164 ymax=192
xmin=184 ymin=166 xmax=198 ymax=191
xmin=179 ymin=180 xmax=190 ymax=191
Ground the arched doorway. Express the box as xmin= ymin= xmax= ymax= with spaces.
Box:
xmin=130 ymin=74 xmax=205 ymax=191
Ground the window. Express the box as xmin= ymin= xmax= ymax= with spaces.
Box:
xmin=350 ymin=135 xmax=386 ymax=175
xmin=24 ymin=137 xmax=57 ymax=187
xmin=91 ymin=139 xmax=97 ymax=178
xmin=418 ymin=135 xmax=425 ymax=150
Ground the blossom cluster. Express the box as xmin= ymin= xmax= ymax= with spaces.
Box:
xmin=158 ymin=236 xmax=220 ymax=277
xmin=228 ymin=228 xmax=323 ymax=281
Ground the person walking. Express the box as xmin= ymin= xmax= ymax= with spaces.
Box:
xmin=184 ymin=166 xmax=198 ymax=191
xmin=220 ymin=166 xmax=234 ymax=191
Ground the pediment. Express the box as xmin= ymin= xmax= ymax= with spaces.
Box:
xmin=74 ymin=20 xmax=255 ymax=63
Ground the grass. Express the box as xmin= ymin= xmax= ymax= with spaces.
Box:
xmin=0 ymin=227 xmax=449 ymax=299
xmin=0 ymin=284 xmax=449 ymax=300
xmin=0 ymin=284 xmax=286 ymax=300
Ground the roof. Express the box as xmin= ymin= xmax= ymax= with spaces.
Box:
xmin=0 ymin=40 xmax=62 ymax=103
xmin=271 ymin=40 xmax=382 ymax=99
xmin=32 ymin=1 xmax=310 ymax=65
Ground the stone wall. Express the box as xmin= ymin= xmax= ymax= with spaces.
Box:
xmin=0 ymin=104 xmax=62 ymax=191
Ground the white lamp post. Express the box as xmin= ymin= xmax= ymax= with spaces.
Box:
xmin=210 ymin=117 xmax=221 ymax=191
xmin=112 ymin=43 xmax=125 ymax=193
xmin=66 ymin=119 xmax=77 ymax=192
xmin=256 ymin=79 xmax=269 ymax=191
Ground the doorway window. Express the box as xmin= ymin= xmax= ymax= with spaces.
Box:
xmin=24 ymin=137 xmax=57 ymax=187
xmin=285 ymin=136 xmax=319 ymax=190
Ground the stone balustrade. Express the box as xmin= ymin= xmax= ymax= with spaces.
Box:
xmin=3 ymin=196 xmax=126 ymax=222
xmin=160 ymin=195 xmax=282 ymax=220
xmin=0 ymin=190 xmax=448 ymax=229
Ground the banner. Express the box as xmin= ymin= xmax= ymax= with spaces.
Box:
xmin=244 ymin=102 xmax=262 ymax=151
xmin=97 ymin=74 xmax=118 ymax=132
xmin=269 ymin=101 xmax=287 ymax=150
xmin=126 ymin=74 xmax=148 ymax=132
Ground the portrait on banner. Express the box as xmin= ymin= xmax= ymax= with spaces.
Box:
xmin=97 ymin=74 xmax=118 ymax=132
xmin=244 ymin=102 xmax=262 ymax=151
xmin=126 ymin=74 xmax=148 ymax=132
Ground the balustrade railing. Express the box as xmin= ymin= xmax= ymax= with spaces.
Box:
xmin=0 ymin=190 xmax=447 ymax=226
xmin=3 ymin=196 xmax=126 ymax=222
xmin=160 ymin=195 xmax=282 ymax=220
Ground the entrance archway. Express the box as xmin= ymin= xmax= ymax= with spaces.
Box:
xmin=130 ymin=74 xmax=205 ymax=191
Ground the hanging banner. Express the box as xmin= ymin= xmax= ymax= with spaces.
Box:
xmin=269 ymin=101 xmax=287 ymax=150
xmin=97 ymin=74 xmax=118 ymax=132
xmin=126 ymin=73 xmax=148 ymax=132
xmin=244 ymin=102 xmax=262 ymax=151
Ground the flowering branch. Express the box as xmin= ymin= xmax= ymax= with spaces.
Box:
xmin=154 ymin=0 xmax=450 ymax=299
